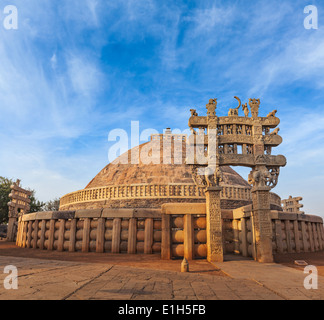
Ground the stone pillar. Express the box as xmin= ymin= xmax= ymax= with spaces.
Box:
xmin=251 ymin=186 xmax=273 ymax=263
xmin=7 ymin=217 xmax=17 ymax=242
xmin=205 ymin=186 xmax=223 ymax=262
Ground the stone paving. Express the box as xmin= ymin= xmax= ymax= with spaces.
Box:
xmin=212 ymin=259 xmax=324 ymax=300
xmin=0 ymin=256 xmax=283 ymax=300
xmin=0 ymin=254 xmax=323 ymax=300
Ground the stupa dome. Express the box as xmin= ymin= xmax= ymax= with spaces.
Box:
xmin=59 ymin=132 xmax=282 ymax=210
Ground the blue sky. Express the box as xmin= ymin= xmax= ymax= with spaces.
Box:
xmin=0 ymin=0 xmax=323 ymax=216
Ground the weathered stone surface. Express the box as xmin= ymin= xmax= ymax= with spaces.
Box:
xmin=75 ymin=209 xmax=102 ymax=219
xmin=102 ymin=208 xmax=134 ymax=218
xmin=162 ymin=203 xmax=205 ymax=215
xmin=205 ymin=187 xmax=223 ymax=262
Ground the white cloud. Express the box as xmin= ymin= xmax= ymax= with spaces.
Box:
xmin=50 ymin=53 xmax=57 ymax=70
xmin=186 ymin=5 xmax=236 ymax=36
xmin=67 ymin=54 xmax=105 ymax=99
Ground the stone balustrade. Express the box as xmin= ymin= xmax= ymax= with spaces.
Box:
xmin=16 ymin=204 xmax=324 ymax=258
xmin=59 ymin=183 xmax=278 ymax=206
xmin=232 ymin=206 xmax=324 ymax=257
xmin=16 ymin=209 xmax=162 ymax=255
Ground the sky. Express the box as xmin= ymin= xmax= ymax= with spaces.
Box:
xmin=0 ymin=0 xmax=323 ymax=216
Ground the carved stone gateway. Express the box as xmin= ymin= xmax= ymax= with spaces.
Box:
xmin=187 ymin=97 xmax=287 ymax=263
xmin=282 ymin=196 xmax=305 ymax=214
xmin=7 ymin=180 xmax=32 ymax=242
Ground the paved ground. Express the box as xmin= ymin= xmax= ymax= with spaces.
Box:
xmin=213 ymin=259 xmax=324 ymax=300
xmin=0 ymin=256 xmax=283 ymax=300
xmin=0 ymin=242 xmax=323 ymax=300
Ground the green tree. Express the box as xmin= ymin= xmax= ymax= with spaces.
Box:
xmin=0 ymin=177 xmax=45 ymax=224
xmin=0 ymin=177 xmax=12 ymax=224
xmin=29 ymin=190 xmax=45 ymax=213
xmin=42 ymin=198 xmax=60 ymax=211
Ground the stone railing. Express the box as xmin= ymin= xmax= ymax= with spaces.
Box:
xmin=232 ymin=206 xmax=324 ymax=257
xmin=161 ymin=203 xmax=324 ymax=260
xmin=16 ymin=209 xmax=162 ymax=255
xmin=59 ymin=184 xmax=256 ymax=208
xmin=161 ymin=203 xmax=234 ymax=260
xmin=15 ymin=203 xmax=324 ymax=259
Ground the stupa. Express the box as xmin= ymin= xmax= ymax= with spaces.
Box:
xmin=14 ymin=97 xmax=324 ymax=263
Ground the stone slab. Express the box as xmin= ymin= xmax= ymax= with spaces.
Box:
xmin=134 ymin=208 xmax=161 ymax=218
xmin=102 ymin=208 xmax=134 ymax=218
xmin=75 ymin=209 xmax=102 ymax=219
xmin=162 ymin=203 xmax=206 ymax=215
xmin=0 ymin=255 xmax=285 ymax=301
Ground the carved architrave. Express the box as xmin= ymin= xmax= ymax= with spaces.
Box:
xmin=188 ymin=97 xmax=286 ymax=263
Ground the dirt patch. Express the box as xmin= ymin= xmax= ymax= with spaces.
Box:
xmin=274 ymin=251 xmax=324 ymax=276
xmin=0 ymin=241 xmax=225 ymax=277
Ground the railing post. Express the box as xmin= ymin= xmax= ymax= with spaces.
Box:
xmin=161 ymin=214 xmax=171 ymax=260
xmin=184 ymin=214 xmax=194 ymax=260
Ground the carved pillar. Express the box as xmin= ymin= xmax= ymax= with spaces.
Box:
xmin=205 ymin=186 xmax=224 ymax=262
xmin=251 ymin=185 xmax=273 ymax=263
xmin=7 ymin=217 xmax=17 ymax=242
xmin=7 ymin=200 xmax=17 ymax=242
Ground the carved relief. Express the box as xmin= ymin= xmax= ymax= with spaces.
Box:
xmin=270 ymin=128 xmax=280 ymax=136
xmin=228 ymin=96 xmax=241 ymax=117
xmin=226 ymin=125 xmax=233 ymax=135
xmin=267 ymin=167 xmax=280 ymax=188
xmin=242 ymin=103 xmax=249 ymax=117
xmin=248 ymin=167 xmax=271 ymax=188
xmin=265 ymin=146 xmax=272 ymax=155
xmin=247 ymin=145 xmax=253 ymax=154
xmin=191 ymin=164 xmax=223 ymax=188
xmin=190 ymin=109 xmax=198 ymax=117
xmin=206 ymin=99 xmax=217 ymax=117
xmin=263 ymin=127 xmax=270 ymax=135
xmin=236 ymin=125 xmax=243 ymax=135
xmin=249 ymin=98 xmax=260 ymax=118
xmin=267 ymin=110 xmax=277 ymax=118
xmin=227 ymin=144 xmax=235 ymax=154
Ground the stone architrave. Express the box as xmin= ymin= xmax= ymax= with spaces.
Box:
xmin=205 ymin=186 xmax=224 ymax=262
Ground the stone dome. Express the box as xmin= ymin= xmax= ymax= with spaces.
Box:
xmin=59 ymin=133 xmax=281 ymax=211
xmin=85 ymin=142 xmax=250 ymax=189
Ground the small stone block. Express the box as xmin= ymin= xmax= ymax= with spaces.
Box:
xmin=294 ymin=260 xmax=308 ymax=266
xmin=181 ymin=258 xmax=189 ymax=272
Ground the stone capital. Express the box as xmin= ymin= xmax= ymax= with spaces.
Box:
xmin=251 ymin=186 xmax=271 ymax=193
xmin=205 ymin=186 xmax=222 ymax=193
